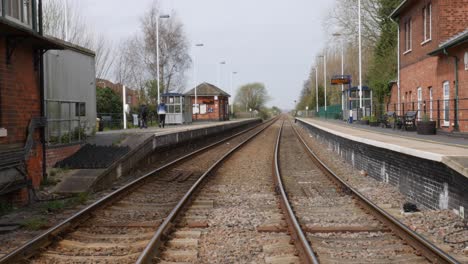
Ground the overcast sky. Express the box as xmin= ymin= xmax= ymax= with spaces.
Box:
xmin=79 ymin=0 xmax=336 ymax=109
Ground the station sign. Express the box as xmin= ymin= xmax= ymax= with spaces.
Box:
xmin=331 ymin=75 xmax=351 ymax=85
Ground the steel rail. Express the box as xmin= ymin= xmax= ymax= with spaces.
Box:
xmin=273 ymin=120 xmax=320 ymax=264
xmin=291 ymin=120 xmax=460 ymax=264
xmin=0 ymin=118 xmax=276 ymax=264
xmin=136 ymin=117 xmax=278 ymax=263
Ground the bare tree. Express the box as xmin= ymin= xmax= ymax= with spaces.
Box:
xmin=42 ymin=0 xmax=114 ymax=80
xmin=140 ymin=5 xmax=191 ymax=93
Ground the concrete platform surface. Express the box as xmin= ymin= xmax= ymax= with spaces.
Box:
xmin=297 ymin=118 xmax=468 ymax=178
xmin=54 ymin=119 xmax=259 ymax=194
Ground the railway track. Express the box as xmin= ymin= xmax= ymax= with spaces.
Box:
xmin=0 ymin=118 xmax=276 ymax=264
xmin=145 ymin=119 xmax=302 ymax=263
xmin=275 ymin=119 xmax=459 ymax=264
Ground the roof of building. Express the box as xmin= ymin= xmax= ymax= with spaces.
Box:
xmin=428 ymin=28 xmax=468 ymax=56
xmin=45 ymin=36 xmax=96 ymax=57
xmin=390 ymin=0 xmax=409 ymax=19
xmin=162 ymin=93 xmax=184 ymax=97
xmin=184 ymin=83 xmax=230 ymax=97
xmin=0 ymin=17 xmax=64 ymax=50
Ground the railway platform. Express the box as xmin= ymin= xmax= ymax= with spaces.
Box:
xmin=296 ymin=117 xmax=468 ymax=220
xmin=53 ymin=119 xmax=261 ymax=194
xmin=297 ymin=118 xmax=468 ymax=177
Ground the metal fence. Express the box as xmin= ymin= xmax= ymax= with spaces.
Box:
xmin=97 ymin=112 xmax=160 ymax=130
xmin=46 ymin=99 xmax=88 ymax=145
xmin=381 ymin=98 xmax=468 ymax=129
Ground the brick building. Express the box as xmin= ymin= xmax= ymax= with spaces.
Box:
xmin=0 ymin=0 xmax=63 ymax=203
xmin=185 ymin=83 xmax=230 ymax=121
xmin=96 ymin=79 xmax=140 ymax=108
xmin=390 ymin=0 xmax=468 ymax=132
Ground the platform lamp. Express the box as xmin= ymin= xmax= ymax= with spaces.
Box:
xmin=358 ymin=0 xmax=363 ymax=117
xmin=333 ymin=33 xmax=345 ymax=112
xmin=193 ymin=43 xmax=204 ymax=116
xmin=156 ymin=14 xmax=170 ymax=105
xmin=317 ymin=55 xmax=327 ymax=112
xmin=230 ymin=71 xmax=238 ymax=116
xmin=311 ymin=67 xmax=319 ymax=113
xmin=218 ymin=61 xmax=226 ymax=87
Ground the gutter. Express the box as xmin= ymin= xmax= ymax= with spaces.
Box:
xmin=389 ymin=16 xmax=401 ymax=115
xmin=38 ymin=0 xmax=47 ymax=183
xmin=443 ymin=49 xmax=460 ymax=131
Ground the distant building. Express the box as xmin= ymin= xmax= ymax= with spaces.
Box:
xmin=184 ymin=83 xmax=230 ymax=121
xmin=0 ymin=0 xmax=64 ymax=203
xmin=96 ymin=79 xmax=140 ymax=108
xmin=390 ymin=0 xmax=468 ymax=132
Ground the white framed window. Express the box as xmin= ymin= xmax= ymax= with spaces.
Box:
xmin=443 ymin=81 xmax=450 ymax=126
xmin=417 ymin=87 xmax=422 ymax=120
xmin=464 ymin=52 xmax=468 ymax=70
xmin=4 ymin=0 xmax=33 ymax=28
xmin=422 ymin=3 xmax=432 ymax=44
xmin=429 ymin=87 xmax=433 ymax=121
xmin=404 ymin=18 xmax=412 ymax=53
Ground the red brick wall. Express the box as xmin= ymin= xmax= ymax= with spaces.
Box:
xmin=438 ymin=0 xmax=468 ymax=43
xmin=190 ymin=96 xmax=229 ymax=121
xmin=0 ymin=36 xmax=43 ymax=201
xmin=394 ymin=0 xmax=468 ymax=132
xmin=399 ymin=0 xmax=440 ymax=68
xmin=46 ymin=144 xmax=82 ymax=168
xmin=390 ymin=43 xmax=468 ymax=132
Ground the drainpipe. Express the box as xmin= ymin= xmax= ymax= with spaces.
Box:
xmin=38 ymin=0 xmax=47 ymax=182
xmin=443 ymin=48 xmax=459 ymax=131
xmin=390 ymin=18 xmax=401 ymax=115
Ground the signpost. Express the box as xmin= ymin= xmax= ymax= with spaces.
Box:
xmin=331 ymin=75 xmax=353 ymax=123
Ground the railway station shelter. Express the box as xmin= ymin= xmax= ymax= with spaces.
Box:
xmin=343 ymin=86 xmax=373 ymax=121
xmin=161 ymin=93 xmax=192 ymax=125
xmin=184 ymin=83 xmax=230 ymax=122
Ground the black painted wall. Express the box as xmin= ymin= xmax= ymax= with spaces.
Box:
xmin=298 ymin=120 xmax=468 ymax=220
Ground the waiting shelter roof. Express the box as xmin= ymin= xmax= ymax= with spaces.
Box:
xmin=184 ymin=83 xmax=230 ymax=97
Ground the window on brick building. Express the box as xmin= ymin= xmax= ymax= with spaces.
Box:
xmin=422 ymin=3 xmax=432 ymax=43
xmin=404 ymin=19 xmax=412 ymax=52
xmin=465 ymin=52 xmax=468 ymax=70
xmin=3 ymin=0 xmax=33 ymax=27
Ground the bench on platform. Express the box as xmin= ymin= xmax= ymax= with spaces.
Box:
xmin=402 ymin=111 xmax=418 ymax=131
xmin=380 ymin=111 xmax=396 ymax=128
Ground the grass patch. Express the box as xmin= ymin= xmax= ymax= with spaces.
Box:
xmin=68 ymin=192 xmax=89 ymax=206
xmin=41 ymin=200 xmax=66 ymax=213
xmin=22 ymin=217 xmax=47 ymax=230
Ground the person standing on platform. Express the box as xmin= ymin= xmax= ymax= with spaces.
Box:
xmin=139 ymin=104 xmax=148 ymax=129
xmin=157 ymin=100 xmax=167 ymax=128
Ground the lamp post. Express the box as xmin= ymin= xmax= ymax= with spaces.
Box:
xmin=230 ymin=71 xmax=238 ymax=116
xmin=122 ymin=85 xmax=127 ymax=129
xmin=217 ymin=61 xmax=226 ymax=87
xmin=156 ymin=14 xmax=170 ymax=105
xmin=311 ymin=67 xmax=319 ymax=113
xmin=317 ymin=55 xmax=327 ymax=111
xmin=333 ymin=33 xmax=345 ymax=111
xmin=193 ymin=43 xmax=204 ymax=115
xmin=358 ymin=0 xmax=363 ymax=115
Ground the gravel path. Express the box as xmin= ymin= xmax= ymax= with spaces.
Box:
xmin=295 ymin=120 xmax=468 ymax=263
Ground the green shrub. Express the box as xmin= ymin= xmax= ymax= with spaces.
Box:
xmin=22 ymin=217 xmax=47 ymax=230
